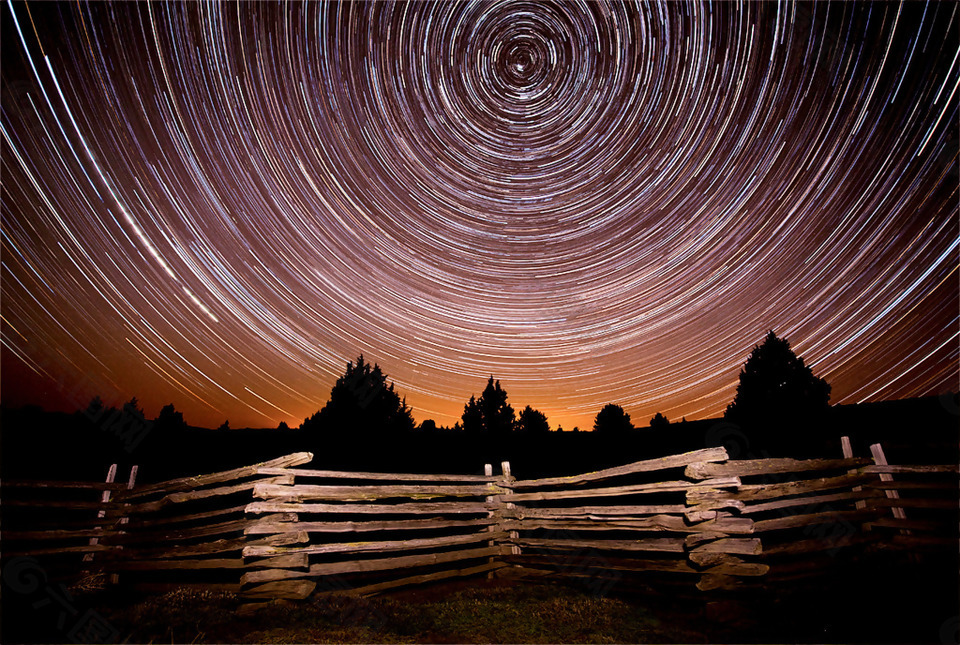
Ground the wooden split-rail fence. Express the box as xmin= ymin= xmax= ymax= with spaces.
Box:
xmin=3 ymin=441 xmax=957 ymax=601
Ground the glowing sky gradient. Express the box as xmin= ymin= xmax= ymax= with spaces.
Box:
xmin=2 ymin=1 xmax=957 ymax=432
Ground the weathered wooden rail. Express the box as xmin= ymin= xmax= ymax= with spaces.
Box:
xmin=2 ymin=440 xmax=956 ymax=600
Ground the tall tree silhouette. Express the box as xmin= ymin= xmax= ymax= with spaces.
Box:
xmin=725 ymin=331 xmax=831 ymax=427
xmin=302 ymin=355 xmax=415 ymax=436
xmin=517 ymin=405 xmax=550 ymax=434
xmin=479 ymin=377 xmax=515 ymax=437
xmin=459 ymin=377 xmax=516 ymax=436
xmin=593 ymin=404 xmax=634 ymax=434
xmin=459 ymin=395 xmax=483 ymax=433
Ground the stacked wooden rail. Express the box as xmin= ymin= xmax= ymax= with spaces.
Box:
xmin=495 ymin=447 xmax=758 ymax=591
xmin=3 ymin=470 xmax=135 ymax=578
xmin=683 ymin=440 xmax=958 ymax=590
xmin=2 ymin=452 xmax=313 ymax=592
xmin=240 ymin=463 xmax=512 ymax=600
xmin=3 ymin=444 xmax=956 ymax=600
xmin=857 ymin=442 xmax=960 ymax=556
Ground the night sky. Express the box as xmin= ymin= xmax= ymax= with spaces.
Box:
xmin=1 ymin=1 xmax=957 ymax=432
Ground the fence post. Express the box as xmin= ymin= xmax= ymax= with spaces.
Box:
xmin=500 ymin=461 xmax=520 ymax=556
xmin=84 ymin=463 xmax=117 ymax=563
xmin=869 ymin=443 xmax=907 ymax=521
xmin=484 ymin=464 xmax=496 ymax=578
xmin=840 ymin=437 xmax=867 ymax=510
xmin=109 ymin=465 xmax=138 ymax=584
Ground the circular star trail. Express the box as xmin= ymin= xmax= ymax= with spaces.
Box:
xmin=2 ymin=1 xmax=957 ymax=431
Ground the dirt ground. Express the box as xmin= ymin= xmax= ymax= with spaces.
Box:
xmin=2 ymin=562 xmax=956 ymax=643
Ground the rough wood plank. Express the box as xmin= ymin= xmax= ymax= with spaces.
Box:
xmin=686 ymin=457 xmax=870 ymax=480
xmin=501 ymin=478 xmax=741 ymax=503
xmin=503 ymin=504 xmax=688 ymax=519
xmin=244 ymin=517 xmax=495 ymax=535
xmin=686 ymin=473 xmax=874 ymax=503
xmin=241 ymin=580 xmax=317 ymax=600
xmin=125 ymin=530 xmax=309 ymax=560
xmin=3 ymin=480 xmax=127 ymax=491
xmin=2 ymin=499 xmax=125 ymax=510
xmin=253 ymin=483 xmax=506 ymax=501
xmin=126 ymin=476 xmax=291 ymax=514
xmin=865 ymin=518 xmax=952 ymax=532
xmin=499 ymin=515 xmax=754 ymax=535
xmin=516 ymin=537 xmax=686 ymax=553
xmin=689 ymin=538 xmax=762 ymax=555
xmin=510 ymin=447 xmax=730 ymax=489
xmin=703 ymin=561 xmax=770 ymax=577
xmin=123 ymin=538 xmax=247 ymax=559
xmin=760 ymin=532 xmax=876 ymax=557
xmin=240 ymin=545 xmax=506 ymax=585
xmin=739 ymin=489 xmax=882 ymax=514
xmin=866 ymin=497 xmax=959 ymax=509
xmin=501 ymin=517 xmax=688 ymax=532
xmin=688 ymin=551 xmax=740 ymax=567
xmin=503 ymin=554 xmax=697 ymax=574
xmin=245 ymin=501 xmax=494 ymax=515
xmin=242 ymin=530 xmax=509 ymax=558
xmin=2 ymin=544 xmax=117 ymax=557
xmin=685 ymin=499 xmax=747 ymax=514
xmin=245 ymin=554 xmax=310 ymax=570
xmin=323 ymin=562 xmax=507 ymax=598
xmin=248 ymin=531 xmax=311 ymax=547
xmin=256 ymin=467 xmax=497 ymax=482
xmin=685 ymin=532 xmax=730 ymax=548
xmin=860 ymin=464 xmax=959 ymax=474
xmin=123 ymin=452 xmax=313 ymax=499
xmin=864 ymin=480 xmax=960 ymax=490
xmin=108 ymin=558 xmax=246 ymax=571
xmin=109 ymin=518 xmax=253 ymax=544
xmin=752 ymin=509 xmax=882 ymax=532
xmin=121 ymin=504 xmax=249 ymax=528
xmin=3 ymin=528 xmax=119 ymax=541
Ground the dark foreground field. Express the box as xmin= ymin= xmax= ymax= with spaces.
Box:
xmin=3 ymin=561 xmax=956 ymax=644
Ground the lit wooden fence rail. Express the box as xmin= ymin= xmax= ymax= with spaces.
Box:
xmin=2 ymin=441 xmax=956 ymax=600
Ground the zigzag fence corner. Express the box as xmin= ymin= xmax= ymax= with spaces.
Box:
xmin=2 ymin=441 xmax=957 ymax=601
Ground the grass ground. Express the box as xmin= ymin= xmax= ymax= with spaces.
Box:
xmin=4 ymin=562 xmax=955 ymax=643
xmin=90 ymin=579 xmax=713 ymax=644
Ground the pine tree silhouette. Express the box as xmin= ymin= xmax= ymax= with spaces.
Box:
xmin=725 ymin=331 xmax=831 ymax=427
xmin=302 ymin=355 xmax=415 ymax=436
xmin=459 ymin=377 xmax=516 ymax=436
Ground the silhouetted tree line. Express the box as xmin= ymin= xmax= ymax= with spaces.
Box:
xmin=5 ymin=330 xmax=956 ymax=483
xmin=71 ymin=331 xmax=834 ymax=444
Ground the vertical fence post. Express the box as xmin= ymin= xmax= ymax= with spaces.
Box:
xmin=869 ymin=443 xmax=907 ymax=521
xmin=84 ymin=463 xmax=117 ymax=563
xmin=109 ymin=465 xmax=138 ymax=584
xmin=500 ymin=461 xmax=520 ymax=556
xmin=483 ymin=464 xmax=496 ymax=577
xmin=869 ymin=443 xmax=919 ymax=564
xmin=840 ymin=437 xmax=867 ymax=510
